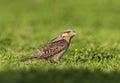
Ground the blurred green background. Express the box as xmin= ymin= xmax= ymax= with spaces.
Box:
xmin=0 ymin=0 xmax=120 ymax=83
xmin=0 ymin=0 xmax=120 ymax=29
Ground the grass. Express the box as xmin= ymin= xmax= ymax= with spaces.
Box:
xmin=0 ymin=0 xmax=120 ymax=83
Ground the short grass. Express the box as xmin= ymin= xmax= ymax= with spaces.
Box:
xmin=0 ymin=0 xmax=120 ymax=83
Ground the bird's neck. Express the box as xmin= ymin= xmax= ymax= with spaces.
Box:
xmin=63 ymin=37 xmax=71 ymax=43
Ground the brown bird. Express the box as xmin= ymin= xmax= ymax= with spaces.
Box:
xmin=20 ymin=29 xmax=76 ymax=63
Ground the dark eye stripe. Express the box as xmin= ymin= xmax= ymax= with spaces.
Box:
xmin=64 ymin=31 xmax=71 ymax=33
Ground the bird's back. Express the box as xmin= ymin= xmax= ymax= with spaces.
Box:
xmin=34 ymin=38 xmax=69 ymax=59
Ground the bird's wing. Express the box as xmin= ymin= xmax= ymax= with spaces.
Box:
xmin=35 ymin=38 xmax=69 ymax=59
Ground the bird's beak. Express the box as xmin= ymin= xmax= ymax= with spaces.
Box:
xmin=72 ymin=31 xmax=76 ymax=36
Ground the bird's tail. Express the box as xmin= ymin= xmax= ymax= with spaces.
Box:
xmin=20 ymin=55 xmax=36 ymax=62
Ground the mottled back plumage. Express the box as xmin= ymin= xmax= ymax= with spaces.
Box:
xmin=20 ymin=29 xmax=76 ymax=63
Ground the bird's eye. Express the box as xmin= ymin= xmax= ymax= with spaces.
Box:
xmin=62 ymin=36 xmax=65 ymax=38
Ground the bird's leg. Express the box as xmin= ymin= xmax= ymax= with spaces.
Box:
xmin=47 ymin=57 xmax=61 ymax=64
xmin=52 ymin=58 xmax=61 ymax=64
xmin=55 ymin=60 xmax=61 ymax=64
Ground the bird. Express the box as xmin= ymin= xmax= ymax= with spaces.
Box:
xmin=20 ymin=29 xmax=76 ymax=63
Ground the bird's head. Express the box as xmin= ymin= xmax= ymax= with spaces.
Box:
xmin=60 ymin=29 xmax=76 ymax=42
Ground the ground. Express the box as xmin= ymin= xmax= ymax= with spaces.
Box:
xmin=0 ymin=0 xmax=120 ymax=83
